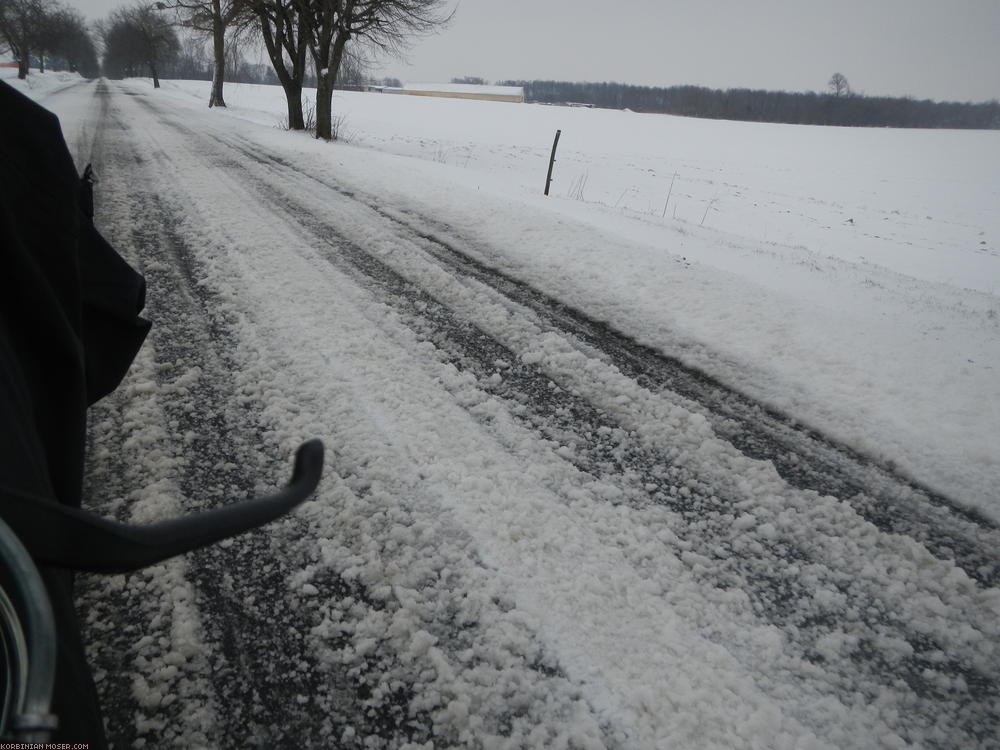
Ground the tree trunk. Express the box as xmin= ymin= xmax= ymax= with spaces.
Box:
xmin=284 ymin=83 xmax=304 ymax=130
xmin=257 ymin=14 xmax=305 ymax=130
xmin=150 ymin=61 xmax=161 ymax=88
xmin=315 ymin=71 xmax=333 ymax=140
xmin=208 ymin=0 xmax=226 ymax=108
xmin=314 ymin=36 xmax=348 ymax=141
xmin=17 ymin=55 xmax=28 ymax=79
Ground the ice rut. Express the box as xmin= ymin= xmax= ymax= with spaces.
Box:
xmin=82 ymin=82 xmax=345 ymax=748
xmin=85 ymin=83 xmax=1000 ymax=749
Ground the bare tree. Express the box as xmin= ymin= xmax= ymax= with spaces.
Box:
xmin=102 ymin=3 xmax=180 ymax=87
xmin=223 ymin=23 xmax=260 ymax=83
xmin=256 ymin=0 xmax=446 ymax=140
xmin=36 ymin=6 xmax=96 ymax=75
xmin=168 ymin=30 xmax=211 ymax=77
xmin=828 ymin=72 xmax=851 ymax=98
xmin=300 ymin=0 xmax=452 ymax=140
xmin=0 ymin=0 xmax=96 ymax=77
xmin=0 ymin=0 xmax=53 ymax=78
xmin=160 ymin=0 xmax=254 ymax=107
xmin=244 ymin=0 xmax=309 ymax=129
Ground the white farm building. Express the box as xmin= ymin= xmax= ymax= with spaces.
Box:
xmin=373 ymin=83 xmax=524 ymax=104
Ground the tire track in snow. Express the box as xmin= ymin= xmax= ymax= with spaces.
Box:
xmin=86 ymin=83 xmax=617 ymax=749
xmin=81 ymin=83 xmax=368 ymax=748
xmin=130 ymin=109 xmax=1000 ymax=746
xmin=81 ymin=82 xmax=223 ymax=748
xmin=217 ymin=138 xmax=1000 ymax=747
xmin=227 ymin=132 xmax=1000 ymax=590
xmin=386 ymin=209 xmax=1000 ymax=581
xmin=99 ymin=104 xmax=814 ymax=748
xmin=96 ymin=82 xmax=538 ymax=749
xmin=121 ymin=189 xmax=332 ymax=749
xmin=95 ymin=85 xmax=1000 ymax=748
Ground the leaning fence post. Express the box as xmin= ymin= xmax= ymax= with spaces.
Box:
xmin=544 ymin=129 xmax=561 ymax=196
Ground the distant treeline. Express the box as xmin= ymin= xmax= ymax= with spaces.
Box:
xmin=499 ymin=80 xmax=1000 ymax=129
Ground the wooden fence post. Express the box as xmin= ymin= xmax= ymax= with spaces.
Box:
xmin=544 ymin=129 xmax=561 ymax=196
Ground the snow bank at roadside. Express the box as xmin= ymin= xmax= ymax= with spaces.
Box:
xmin=1 ymin=66 xmax=82 ymax=94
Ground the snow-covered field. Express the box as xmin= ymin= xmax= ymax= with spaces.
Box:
xmin=5 ymin=70 xmax=999 ymax=749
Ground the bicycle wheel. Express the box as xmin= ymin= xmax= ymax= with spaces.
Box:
xmin=0 ymin=516 xmax=57 ymax=742
xmin=0 ymin=581 xmax=29 ymax=734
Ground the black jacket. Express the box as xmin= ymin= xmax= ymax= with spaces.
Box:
xmin=0 ymin=80 xmax=150 ymax=508
xmin=0 ymin=79 xmax=151 ymax=745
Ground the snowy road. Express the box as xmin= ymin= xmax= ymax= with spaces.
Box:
xmin=42 ymin=79 xmax=999 ymax=748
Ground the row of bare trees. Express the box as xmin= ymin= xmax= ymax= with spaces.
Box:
xmin=0 ymin=0 xmax=98 ymax=78
xmin=4 ymin=0 xmax=449 ymax=141
xmin=100 ymin=4 xmax=179 ymax=87
xmin=125 ymin=0 xmax=450 ymax=139
xmin=505 ymin=78 xmax=1000 ymax=129
xmin=235 ymin=0 xmax=450 ymax=139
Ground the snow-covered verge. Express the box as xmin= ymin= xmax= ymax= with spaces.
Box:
xmin=1 ymin=65 xmax=82 ymax=94
xmin=41 ymin=74 xmax=997 ymax=517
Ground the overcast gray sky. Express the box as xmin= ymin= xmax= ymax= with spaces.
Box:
xmin=70 ymin=0 xmax=1000 ymax=102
